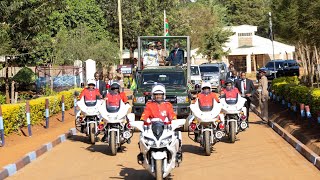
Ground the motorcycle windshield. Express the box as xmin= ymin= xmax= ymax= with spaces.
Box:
xmin=106 ymin=100 xmax=121 ymax=113
xmin=152 ymin=121 xmax=164 ymax=140
xmin=84 ymin=98 xmax=97 ymax=107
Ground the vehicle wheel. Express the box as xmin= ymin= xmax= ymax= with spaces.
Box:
xmin=89 ymin=123 xmax=96 ymax=144
xmin=155 ymin=159 xmax=163 ymax=180
xmin=110 ymin=131 xmax=117 ymax=156
xmin=229 ymin=121 xmax=236 ymax=143
xmin=204 ymin=131 xmax=211 ymax=156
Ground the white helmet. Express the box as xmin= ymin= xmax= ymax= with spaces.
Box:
xmin=152 ymin=84 xmax=166 ymax=94
xmin=87 ymin=79 xmax=96 ymax=86
xmin=201 ymin=81 xmax=211 ymax=90
xmin=151 ymin=84 xmax=166 ymax=101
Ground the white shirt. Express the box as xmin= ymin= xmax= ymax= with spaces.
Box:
xmin=96 ymin=80 xmax=99 ymax=89
xmin=241 ymin=79 xmax=246 ymax=96
xmin=143 ymin=49 xmax=159 ymax=67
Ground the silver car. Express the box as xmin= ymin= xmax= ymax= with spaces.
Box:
xmin=199 ymin=63 xmax=227 ymax=92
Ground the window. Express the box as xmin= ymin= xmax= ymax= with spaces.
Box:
xmin=238 ymin=33 xmax=252 ymax=36
xmin=199 ymin=66 xmax=219 ymax=73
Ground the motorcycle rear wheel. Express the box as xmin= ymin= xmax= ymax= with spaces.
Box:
xmin=204 ymin=131 xmax=211 ymax=156
xmin=89 ymin=123 xmax=96 ymax=144
xmin=229 ymin=121 xmax=236 ymax=143
xmin=155 ymin=159 xmax=163 ymax=180
xmin=110 ymin=131 xmax=117 ymax=156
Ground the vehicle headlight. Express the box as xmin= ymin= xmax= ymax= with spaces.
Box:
xmin=144 ymin=137 xmax=156 ymax=146
xmin=134 ymin=96 xmax=145 ymax=103
xmin=160 ymin=135 xmax=172 ymax=146
xmin=177 ymin=96 xmax=189 ymax=103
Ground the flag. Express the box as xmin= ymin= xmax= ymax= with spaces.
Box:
xmin=130 ymin=79 xmax=137 ymax=91
xmin=164 ymin=10 xmax=169 ymax=45
xmin=164 ymin=10 xmax=169 ymax=36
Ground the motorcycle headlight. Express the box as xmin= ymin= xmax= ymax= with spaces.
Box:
xmin=134 ymin=96 xmax=145 ymax=103
xmin=160 ymin=135 xmax=172 ymax=146
xmin=177 ymin=96 xmax=189 ymax=103
xmin=144 ymin=136 xmax=156 ymax=146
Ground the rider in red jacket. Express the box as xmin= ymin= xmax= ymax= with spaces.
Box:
xmin=221 ymin=79 xmax=240 ymax=101
xmin=79 ymin=79 xmax=102 ymax=102
xmin=138 ymin=84 xmax=182 ymax=163
xmin=141 ymin=84 xmax=177 ymax=123
xmin=197 ymin=82 xmax=220 ymax=111
xmin=105 ymin=82 xmax=128 ymax=107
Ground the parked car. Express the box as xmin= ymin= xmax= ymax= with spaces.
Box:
xmin=190 ymin=64 xmax=202 ymax=92
xmin=199 ymin=62 xmax=227 ymax=92
xmin=257 ymin=60 xmax=299 ymax=80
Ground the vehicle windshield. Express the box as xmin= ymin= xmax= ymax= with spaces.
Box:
xmin=200 ymin=66 xmax=219 ymax=73
xmin=191 ymin=66 xmax=200 ymax=75
xmin=265 ymin=62 xmax=284 ymax=69
xmin=141 ymin=72 xmax=185 ymax=88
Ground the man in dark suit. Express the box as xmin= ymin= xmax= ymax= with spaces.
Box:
xmin=94 ymin=72 xmax=106 ymax=96
xmin=235 ymin=72 xmax=255 ymax=126
xmin=166 ymin=43 xmax=184 ymax=66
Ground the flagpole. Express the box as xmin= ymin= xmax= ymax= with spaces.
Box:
xmin=269 ymin=12 xmax=276 ymax=78
xmin=164 ymin=10 xmax=167 ymax=52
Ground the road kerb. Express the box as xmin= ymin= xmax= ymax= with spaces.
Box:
xmin=250 ymin=103 xmax=320 ymax=170
xmin=0 ymin=128 xmax=77 ymax=179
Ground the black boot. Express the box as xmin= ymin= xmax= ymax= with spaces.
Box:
xmin=101 ymin=134 xmax=107 ymax=142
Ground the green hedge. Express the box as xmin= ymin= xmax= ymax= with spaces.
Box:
xmin=271 ymin=76 xmax=320 ymax=114
xmin=1 ymin=88 xmax=81 ymax=135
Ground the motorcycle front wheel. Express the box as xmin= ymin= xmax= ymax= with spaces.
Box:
xmin=110 ymin=131 xmax=117 ymax=156
xmin=89 ymin=123 xmax=96 ymax=144
xmin=155 ymin=159 xmax=163 ymax=180
xmin=204 ymin=131 xmax=211 ymax=156
xmin=229 ymin=121 xmax=236 ymax=143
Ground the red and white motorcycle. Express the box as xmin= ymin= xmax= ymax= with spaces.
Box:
xmin=189 ymin=99 xmax=224 ymax=156
xmin=220 ymin=94 xmax=248 ymax=143
xmin=98 ymin=100 xmax=134 ymax=155
xmin=129 ymin=117 xmax=185 ymax=180
xmin=76 ymin=97 xmax=103 ymax=144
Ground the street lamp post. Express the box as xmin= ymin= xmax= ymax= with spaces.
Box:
xmin=269 ymin=12 xmax=276 ymax=78
xmin=118 ymin=0 xmax=123 ymax=65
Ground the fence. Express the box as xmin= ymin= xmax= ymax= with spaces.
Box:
xmin=35 ymin=65 xmax=83 ymax=93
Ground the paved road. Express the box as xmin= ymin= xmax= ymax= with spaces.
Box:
xmin=8 ymin=113 xmax=320 ymax=180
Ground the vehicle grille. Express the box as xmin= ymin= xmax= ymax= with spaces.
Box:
xmin=202 ymin=76 xmax=211 ymax=81
xmin=146 ymin=95 xmax=177 ymax=104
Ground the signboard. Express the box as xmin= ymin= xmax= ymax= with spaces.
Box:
xmin=117 ymin=64 xmax=133 ymax=74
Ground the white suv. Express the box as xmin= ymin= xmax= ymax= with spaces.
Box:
xmin=190 ymin=65 xmax=202 ymax=92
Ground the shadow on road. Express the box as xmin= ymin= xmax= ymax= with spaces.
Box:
xmin=86 ymin=144 xmax=128 ymax=156
xmin=109 ymin=164 xmax=155 ymax=180
xmin=69 ymin=135 xmax=128 ymax=156
xmin=182 ymin=144 xmax=212 ymax=156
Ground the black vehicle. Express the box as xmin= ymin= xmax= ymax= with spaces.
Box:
xmin=256 ymin=60 xmax=299 ymax=80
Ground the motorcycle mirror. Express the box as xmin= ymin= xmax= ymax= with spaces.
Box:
xmin=127 ymin=113 xmax=135 ymax=122
xmin=102 ymin=90 xmax=107 ymax=98
xmin=127 ymin=95 xmax=133 ymax=100
xmin=186 ymin=115 xmax=195 ymax=124
xmin=74 ymin=91 xmax=80 ymax=96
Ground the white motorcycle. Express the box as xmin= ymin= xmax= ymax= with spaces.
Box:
xmin=129 ymin=117 xmax=186 ymax=180
xmin=189 ymin=99 xmax=224 ymax=156
xmin=76 ymin=97 xmax=103 ymax=144
xmin=220 ymin=94 xmax=248 ymax=143
xmin=98 ymin=100 xmax=134 ymax=156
